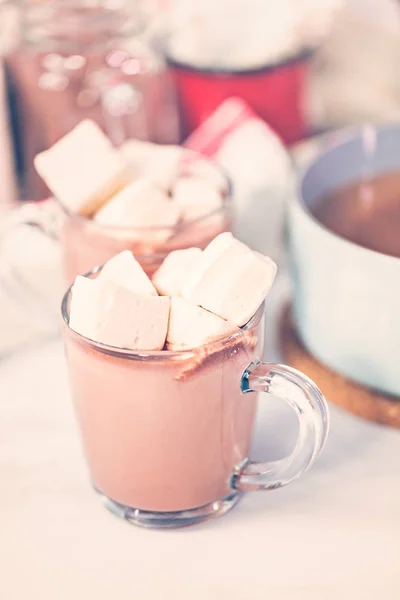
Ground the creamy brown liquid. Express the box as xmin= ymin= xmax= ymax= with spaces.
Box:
xmin=312 ymin=170 xmax=400 ymax=258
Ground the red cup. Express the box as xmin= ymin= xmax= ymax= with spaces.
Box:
xmin=168 ymin=50 xmax=313 ymax=145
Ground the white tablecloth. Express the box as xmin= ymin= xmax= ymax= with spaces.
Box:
xmin=1 ymin=271 xmax=399 ymax=600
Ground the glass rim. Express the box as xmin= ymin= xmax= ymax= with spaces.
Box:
xmin=61 ymin=267 xmax=264 ymax=360
xmin=53 ymin=156 xmax=233 ymax=233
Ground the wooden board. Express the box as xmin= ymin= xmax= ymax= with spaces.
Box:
xmin=279 ymin=305 xmax=400 ymax=428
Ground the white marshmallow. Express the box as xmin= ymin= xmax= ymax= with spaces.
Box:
xmin=119 ymin=139 xmax=156 ymax=174
xmin=120 ymin=140 xmax=184 ymax=190
xmin=98 ymin=250 xmax=157 ymax=296
xmin=186 ymin=159 xmax=228 ymax=194
xmin=69 ymin=275 xmax=101 ymax=342
xmin=152 ymin=247 xmax=202 ymax=297
xmin=34 ymin=120 xmax=130 ymax=216
xmin=94 ymin=179 xmax=182 ymax=241
xmin=166 ymin=296 xmax=239 ymax=350
xmin=69 ymin=275 xmax=170 ymax=350
xmin=182 ymin=232 xmax=236 ymax=296
xmin=182 ymin=233 xmax=277 ymax=327
xmin=172 ymin=176 xmax=223 ymax=221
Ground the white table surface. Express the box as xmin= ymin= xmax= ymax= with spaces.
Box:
xmin=1 ymin=269 xmax=400 ymax=600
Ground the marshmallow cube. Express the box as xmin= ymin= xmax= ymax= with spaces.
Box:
xmin=173 ymin=176 xmax=223 ymax=221
xmin=69 ymin=275 xmax=170 ymax=350
xmin=120 ymin=140 xmax=184 ymax=191
xmin=34 ymin=120 xmax=130 ymax=216
xmin=98 ymin=250 xmax=157 ymax=296
xmin=182 ymin=232 xmax=236 ymax=294
xmin=69 ymin=275 xmax=101 ymax=342
xmin=186 ymin=159 xmax=229 ymax=194
xmin=182 ymin=233 xmax=277 ymax=327
xmin=94 ymin=180 xmax=182 ymax=241
xmin=166 ymin=296 xmax=239 ymax=350
xmin=152 ymin=248 xmax=202 ymax=297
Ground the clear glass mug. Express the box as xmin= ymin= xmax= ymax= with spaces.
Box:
xmin=62 ymin=269 xmax=329 ymax=528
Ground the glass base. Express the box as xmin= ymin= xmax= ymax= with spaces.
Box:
xmin=97 ymin=490 xmax=243 ymax=529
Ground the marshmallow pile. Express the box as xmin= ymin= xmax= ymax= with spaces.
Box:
xmin=69 ymin=233 xmax=277 ymax=351
xmin=34 ymin=120 xmax=227 ymax=239
xmin=167 ymin=0 xmax=343 ymax=70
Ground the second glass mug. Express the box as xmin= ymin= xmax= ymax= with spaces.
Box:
xmin=62 ymin=269 xmax=329 ymax=528
xmin=5 ymin=158 xmax=233 ymax=281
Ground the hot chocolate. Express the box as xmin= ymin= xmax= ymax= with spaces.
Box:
xmin=312 ymin=170 xmax=400 ymax=258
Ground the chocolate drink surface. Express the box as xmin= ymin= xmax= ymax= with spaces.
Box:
xmin=312 ymin=170 xmax=400 ymax=258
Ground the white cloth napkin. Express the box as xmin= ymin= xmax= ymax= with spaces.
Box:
xmin=0 ymin=216 xmax=65 ymax=356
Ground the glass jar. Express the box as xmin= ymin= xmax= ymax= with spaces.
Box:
xmin=5 ymin=0 xmax=179 ymax=200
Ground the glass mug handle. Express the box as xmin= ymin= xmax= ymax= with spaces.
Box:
xmin=233 ymin=360 xmax=329 ymax=491
xmin=0 ymin=200 xmax=65 ymax=328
